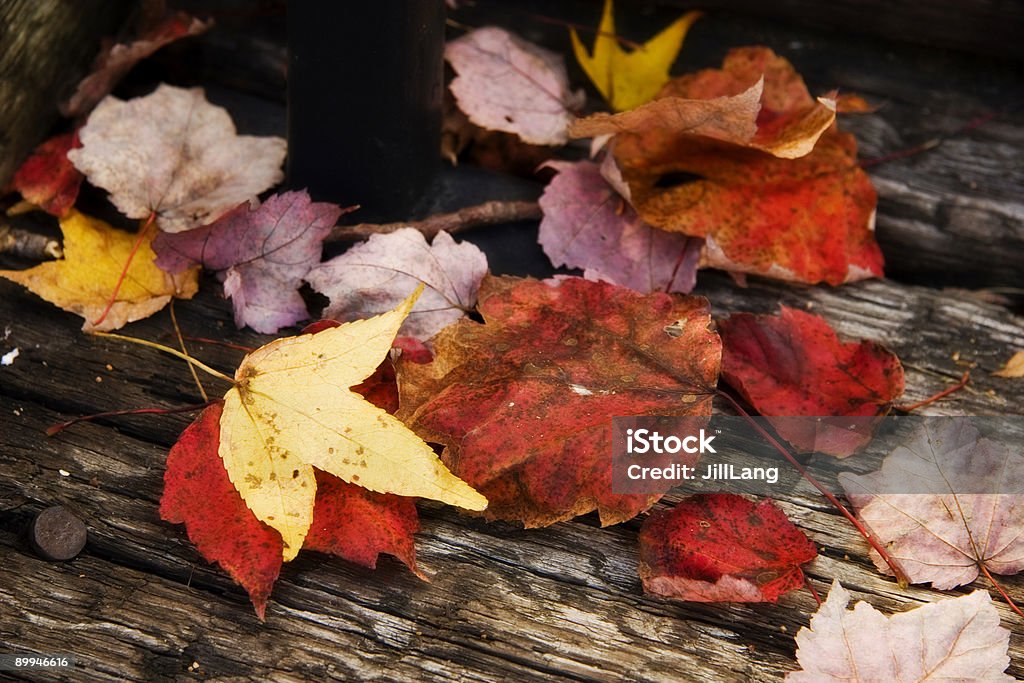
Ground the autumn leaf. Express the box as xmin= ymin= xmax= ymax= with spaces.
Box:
xmin=638 ymin=494 xmax=817 ymax=602
xmin=153 ymin=191 xmax=345 ymax=333
xmin=9 ymin=130 xmax=83 ymax=216
xmin=787 ymin=581 xmax=1012 ymax=682
xmin=568 ymin=78 xmax=762 ymax=143
xmin=719 ymin=307 xmax=904 ymax=457
xmin=219 ymin=288 xmax=486 ymax=560
xmin=61 ymin=12 xmax=213 ymax=118
xmin=611 ymin=48 xmax=881 ymax=285
xmin=993 ymin=350 xmax=1024 ymax=378
xmin=68 ymin=84 xmax=287 ymax=233
xmin=305 ymin=228 xmax=488 ymax=341
xmin=397 ymin=276 xmax=721 ymax=527
xmin=162 ymin=400 xmax=423 ymax=620
xmin=571 ymin=0 xmax=700 ymax=112
xmin=537 ymin=160 xmax=700 ymax=293
xmin=0 ymin=210 xmax=198 ymax=331
xmin=839 ymin=418 xmax=1024 ymax=589
xmin=445 ymin=27 xmax=584 ymax=146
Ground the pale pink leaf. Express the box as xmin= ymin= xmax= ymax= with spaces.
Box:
xmin=538 ymin=160 xmax=700 ymax=293
xmin=305 ymin=228 xmax=488 ymax=341
xmin=788 ymin=581 xmax=1012 ymax=682
xmin=68 ymin=84 xmax=287 ymax=233
xmin=153 ymin=191 xmax=342 ymax=333
xmin=445 ymin=27 xmax=584 ymax=146
xmin=839 ymin=418 xmax=1024 ymax=589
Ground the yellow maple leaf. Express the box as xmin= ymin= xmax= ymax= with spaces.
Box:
xmin=571 ymin=0 xmax=699 ymax=112
xmin=218 ymin=287 xmax=488 ymax=560
xmin=0 ymin=210 xmax=198 ymax=331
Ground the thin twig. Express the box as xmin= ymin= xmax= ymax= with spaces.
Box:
xmin=0 ymin=223 xmax=62 ymax=260
xmin=46 ymin=401 xmax=218 ymax=436
xmin=328 ymin=200 xmax=541 ymax=242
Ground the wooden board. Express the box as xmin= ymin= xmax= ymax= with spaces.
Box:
xmin=1 ymin=271 xmax=1022 ymax=681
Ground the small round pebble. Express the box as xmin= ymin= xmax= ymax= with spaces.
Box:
xmin=29 ymin=506 xmax=88 ymax=561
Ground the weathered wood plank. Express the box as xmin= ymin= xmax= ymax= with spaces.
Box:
xmin=1 ymin=271 xmax=1022 ymax=680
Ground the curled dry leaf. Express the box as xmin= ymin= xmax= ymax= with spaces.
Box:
xmin=787 ymin=581 xmax=1012 ymax=682
xmin=397 ymin=275 xmax=721 ymax=527
xmin=10 ymin=130 xmax=83 ymax=216
xmin=445 ymin=27 xmax=584 ymax=146
xmin=61 ymin=13 xmax=213 ymax=118
xmin=719 ymin=306 xmax=904 ymax=457
xmin=0 ymin=210 xmax=197 ymax=331
xmin=639 ymin=494 xmax=818 ymax=603
xmin=537 ymin=160 xmax=700 ymax=293
xmin=839 ymin=418 xmax=1024 ymax=589
xmin=68 ymin=84 xmax=287 ymax=233
xmin=153 ymin=191 xmax=345 ymax=334
xmin=306 ymin=228 xmax=487 ymax=341
xmin=569 ymin=78 xmax=762 ymax=143
xmin=218 ymin=288 xmax=485 ymax=560
xmin=611 ymin=47 xmax=881 ymax=285
xmin=570 ymin=0 xmax=700 ymax=112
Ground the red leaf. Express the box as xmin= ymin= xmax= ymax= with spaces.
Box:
xmin=160 ymin=402 xmax=282 ymax=620
xmin=11 ymin=131 xmax=83 ymax=216
xmin=638 ymin=494 xmax=817 ymax=602
xmin=611 ymin=47 xmax=882 ymax=285
xmin=719 ymin=306 xmax=904 ymax=457
xmin=306 ymin=472 xmax=423 ymax=580
xmin=397 ymin=275 xmax=721 ymax=527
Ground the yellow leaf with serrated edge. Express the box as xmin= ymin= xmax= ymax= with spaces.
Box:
xmin=219 ymin=286 xmax=487 ymax=561
xmin=571 ymin=0 xmax=699 ymax=112
xmin=0 ymin=210 xmax=197 ymax=332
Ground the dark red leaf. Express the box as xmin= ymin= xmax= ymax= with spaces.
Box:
xmin=639 ymin=494 xmax=817 ymax=602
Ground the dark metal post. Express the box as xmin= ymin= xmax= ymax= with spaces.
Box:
xmin=287 ymin=1 xmax=444 ymax=221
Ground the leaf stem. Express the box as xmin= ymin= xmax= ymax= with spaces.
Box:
xmin=715 ymin=389 xmax=909 ymax=585
xmin=46 ymin=401 xmax=219 ymax=436
xmin=92 ymin=331 xmax=234 ymax=384
xmin=169 ymin=300 xmax=208 ymax=401
xmin=979 ymin=563 xmax=1024 ymax=619
xmin=328 ymin=200 xmax=541 ymax=242
xmin=92 ymin=212 xmax=156 ymax=327
xmin=895 ymin=371 xmax=970 ymax=412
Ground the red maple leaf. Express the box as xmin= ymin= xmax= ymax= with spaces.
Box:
xmin=719 ymin=306 xmax=904 ymax=457
xmin=639 ymin=494 xmax=817 ymax=602
xmin=397 ymin=275 xmax=721 ymax=527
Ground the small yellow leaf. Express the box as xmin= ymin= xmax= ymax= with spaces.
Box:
xmin=218 ymin=287 xmax=487 ymax=561
xmin=0 ymin=210 xmax=198 ymax=331
xmin=993 ymin=351 xmax=1024 ymax=378
xmin=571 ymin=0 xmax=699 ymax=112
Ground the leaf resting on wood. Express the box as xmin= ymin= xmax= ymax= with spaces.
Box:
xmin=787 ymin=581 xmax=1012 ymax=682
xmin=0 ymin=210 xmax=197 ymax=331
xmin=720 ymin=306 xmax=904 ymax=457
xmin=218 ymin=288 xmax=485 ymax=560
xmin=639 ymin=494 xmax=817 ymax=602
xmin=397 ymin=276 xmax=721 ymax=527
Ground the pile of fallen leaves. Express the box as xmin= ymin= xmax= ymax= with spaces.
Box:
xmin=2 ymin=1 xmax=1020 ymax=678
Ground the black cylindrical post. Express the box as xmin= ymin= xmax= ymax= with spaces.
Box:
xmin=287 ymin=1 xmax=444 ymax=221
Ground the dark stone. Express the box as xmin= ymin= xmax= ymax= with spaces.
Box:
xmin=28 ymin=506 xmax=88 ymax=562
